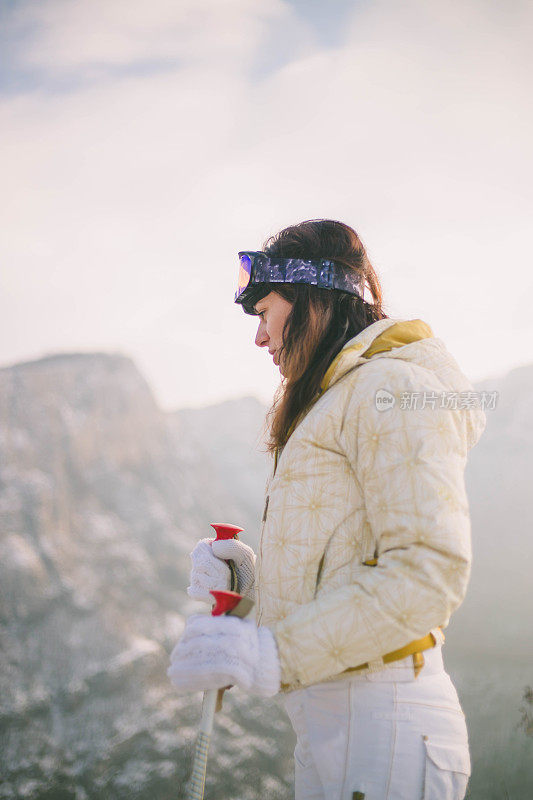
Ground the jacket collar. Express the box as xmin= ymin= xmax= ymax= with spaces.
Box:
xmin=319 ymin=317 xmax=434 ymax=396
xmin=274 ymin=317 xmax=435 ymax=472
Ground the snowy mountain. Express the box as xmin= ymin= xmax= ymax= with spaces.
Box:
xmin=0 ymin=351 xmax=530 ymax=799
xmin=0 ymin=352 xmax=289 ymax=800
xmin=449 ymin=363 xmax=533 ymax=658
xmin=170 ymin=395 xmax=272 ymax=552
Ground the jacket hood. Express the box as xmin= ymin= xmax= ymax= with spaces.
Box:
xmin=318 ymin=317 xmax=486 ymax=451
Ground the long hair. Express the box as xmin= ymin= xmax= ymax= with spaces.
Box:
xmin=260 ymin=219 xmax=389 ymax=457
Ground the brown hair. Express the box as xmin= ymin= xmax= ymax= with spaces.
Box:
xmin=259 ymin=219 xmax=389 ymax=457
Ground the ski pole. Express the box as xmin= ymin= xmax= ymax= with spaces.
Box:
xmin=185 ymin=590 xmax=254 ymax=800
xmin=204 ymin=521 xmax=246 ymax=716
xmin=184 ymin=523 xmax=254 ymax=800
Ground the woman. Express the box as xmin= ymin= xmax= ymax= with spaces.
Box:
xmin=168 ymin=219 xmax=487 ymax=799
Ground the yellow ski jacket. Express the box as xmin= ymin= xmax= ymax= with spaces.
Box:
xmin=255 ymin=317 xmax=487 ymax=693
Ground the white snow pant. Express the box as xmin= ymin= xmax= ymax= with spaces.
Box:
xmin=281 ymin=645 xmax=471 ymax=800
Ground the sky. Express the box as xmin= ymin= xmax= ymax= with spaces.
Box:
xmin=1 ymin=0 xmax=531 ymax=410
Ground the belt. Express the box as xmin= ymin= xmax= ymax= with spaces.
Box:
xmin=342 ymin=627 xmax=445 ymax=679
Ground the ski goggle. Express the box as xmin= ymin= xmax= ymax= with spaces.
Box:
xmin=234 ymin=251 xmax=365 ymax=315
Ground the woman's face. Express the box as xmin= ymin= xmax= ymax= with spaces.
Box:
xmin=253 ymin=290 xmax=293 ymax=375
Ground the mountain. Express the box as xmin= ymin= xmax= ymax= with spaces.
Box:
xmin=0 ymin=352 xmax=290 ymax=800
xmin=0 ymin=351 xmax=531 ymax=799
xmin=447 ymin=363 xmax=533 ymax=659
xmin=170 ymin=395 xmax=271 ymax=552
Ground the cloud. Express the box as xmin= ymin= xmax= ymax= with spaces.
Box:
xmin=0 ymin=0 xmax=531 ymax=408
xmin=5 ymin=0 xmax=290 ymax=74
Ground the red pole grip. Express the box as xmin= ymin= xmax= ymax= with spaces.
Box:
xmin=209 ymin=589 xmax=243 ymax=616
xmin=210 ymin=523 xmax=243 ymax=541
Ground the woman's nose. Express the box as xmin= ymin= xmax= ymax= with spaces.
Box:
xmin=255 ymin=323 xmax=268 ymax=348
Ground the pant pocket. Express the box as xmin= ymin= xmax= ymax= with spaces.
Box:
xmin=422 ymin=736 xmax=471 ymax=800
xmin=294 ymin=739 xmax=313 ymax=771
xmin=283 ymin=692 xmax=315 ymax=771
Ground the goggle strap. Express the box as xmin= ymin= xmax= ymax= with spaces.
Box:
xmin=235 ymin=251 xmax=364 ymax=302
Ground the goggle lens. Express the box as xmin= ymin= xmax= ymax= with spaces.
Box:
xmin=236 ymin=253 xmax=252 ymax=299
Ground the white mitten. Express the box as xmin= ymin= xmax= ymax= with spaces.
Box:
xmin=187 ymin=538 xmax=231 ymax=603
xmin=187 ymin=537 xmax=256 ymax=604
xmin=167 ymin=613 xmax=280 ymax=697
xmin=211 ymin=538 xmax=256 ymax=602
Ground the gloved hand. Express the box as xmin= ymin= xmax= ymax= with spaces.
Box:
xmin=167 ymin=613 xmax=280 ymax=697
xmin=187 ymin=537 xmax=256 ymax=604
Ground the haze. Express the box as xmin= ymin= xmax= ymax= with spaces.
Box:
xmin=1 ymin=0 xmax=531 ymax=408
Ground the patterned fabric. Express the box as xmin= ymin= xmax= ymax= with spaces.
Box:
xmin=255 ymin=317 xmax=487 ymax=693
